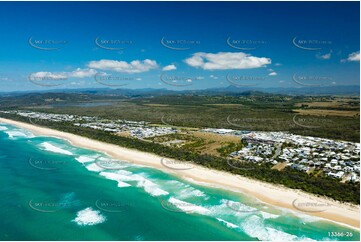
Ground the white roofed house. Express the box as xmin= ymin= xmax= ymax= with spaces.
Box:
xmin=335 ymin=171 xmax=345 ymax=179
xmin=332 ymin=165 xmax=342 ymax=171
xmin=343 ymin=166 xmax=354 ymax=172
xmin=249 ymin=156 xmax=263 ymax=163
xmin=350 ymin=173 xmax=360 ymax=182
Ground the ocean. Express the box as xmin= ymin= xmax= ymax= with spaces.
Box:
xmin=0 ymin=123 xmax=359 ymax=241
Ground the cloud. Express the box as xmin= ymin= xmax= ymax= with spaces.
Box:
xmin=184 ymin=52 xmax=271 ymax=70
xmin=274 ymin=63 xmax=282 ymax=66
xmin=88 ymin=59 xmax=158 ymax=73
xmin=345 ymin=51 xmax=360 ymax=62
xmin=162 ymin=64 xmax=177 ymax=71
xmin=29 ymin=72 xmax=68 ymax=81
xmin=29 ymin=68 xmax=97 ymax=81
xmin=68 ymin=68 xmax=97 ymax=78
xmin=268 ymin=72 xmax=277 ymax=76
xmin=316 ymin=51 xmax=332 ymax=60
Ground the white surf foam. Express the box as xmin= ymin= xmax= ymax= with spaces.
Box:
xmin=168 ymin=197 xmax=209 ymax=215
xmin=287 ymin=209 xmax=322 ymax=223
xmin=222 ymin=199 xmax=258 ymax=213
xmin=72 ymin=207 xmax=106 ymax=226
xmin=39 ymin=142 xmax=73 ymax=155
xmin=107 ymin=170 xmax=136 ymax=182
xmin=265 ymin=227 xmax=302 ymax=241
xmin=216 ymin=218 xmax=239 ymax=229
xmin=99 ymin=170 xmax=168 ymax=196
xmin=116 ymin=170 xmax=133 ymax=176
xmin=166 ymin=180 xmax=207 ymax=199
xmin=135 ymin=175 xmax=169 ymax=196
xmin=95 ymin=157 xmax=130 ymax=169
xmin=241 ymin=215 xmax=313 ymax=241
xmin=260 ymin=211 xmax=280 ymax=219
xmin=85 ymin=163 xmax=104 ymax=172
xmin=75 ymin=155 xmax=98 ymax=164
xmin=0 ymin=126 xmax=8 ymax=131
xmin=117 ymin=181 xmax=131 ymax=188
xmin=99 ymin=172 xmax=131 ymax=188
xmin=5 ymin=130 xmax=35 ymax=139
xmin=178 ymin=186 xmax=206 ymax=199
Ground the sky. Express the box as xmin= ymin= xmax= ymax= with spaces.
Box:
xmin=0 ymin=1 xmax=359 ymax=92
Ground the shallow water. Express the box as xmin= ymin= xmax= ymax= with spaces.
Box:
xmin=0 ymin=123 xmax=359 ymax=241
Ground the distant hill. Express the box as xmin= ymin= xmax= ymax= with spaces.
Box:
xmin=0 ymin=85 xmax=359 ymax=98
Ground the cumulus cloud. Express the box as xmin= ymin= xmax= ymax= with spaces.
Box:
xmin=68 ymin=68 xmax=97 ymax=78
xmin=268 ymin=72 xmax=277 ymax=76
xmin=346 ymin=51 xmax=360 ymax=62
xmin=88 ymin=59 xmax=158 ymax=73
xmin=29 ymin=68 xmax=97 ymax=81
xmin=162 ymin=64 xmax=177 ymax=71
xmin=184 ymin=52 xmax=271 ymax=70
xmin=29 ymin=72 xmax=68 ymax=81
xmin=316 ymin=51 xmax=332 ymax=60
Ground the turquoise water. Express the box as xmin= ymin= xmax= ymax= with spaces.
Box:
xmin=0 ymin=123 xmax=359 ymax=241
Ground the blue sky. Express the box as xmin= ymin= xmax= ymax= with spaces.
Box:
xmin=0 ymin=1 xmax=359 ymax=91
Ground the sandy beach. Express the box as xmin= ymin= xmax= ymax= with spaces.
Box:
xmin=0 ymin=117 xmax=359 ymax=230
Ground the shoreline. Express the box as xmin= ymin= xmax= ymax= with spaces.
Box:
xmin=0 ymin=117 xmax=359 ymax=230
